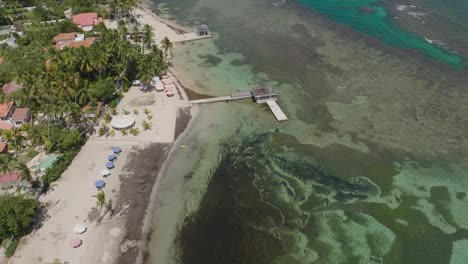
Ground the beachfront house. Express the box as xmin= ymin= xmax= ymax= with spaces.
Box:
xmin=0 ymin=171 xmax=21 ymax=189
xmin=251 ymin=86 xmax=276 ymax=104
xmin=195 ymin=24 xmax=210 ymax=37
xmin=11 ymin=108 xmax=31 ymax=127
xmin=0 ymin=141 xmax=7 ymax=153
xmin=0 ymin=101 xmax=16 ymax=121
xmin=71 ymin=13 xmax=104 ymax=31
xmin=82 ymin=102 xmax=104 ymax=119
xmin=53 ymin=32 xmax=96 ymax=50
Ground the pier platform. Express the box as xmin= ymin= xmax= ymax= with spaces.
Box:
xmin=266 ymin=100 xmax=288 ymax=121
xmin=188 ymin=88 xmax=288 ymax=122
xmin=172 ymin=33 xmax=211 ymax=43
xmin=189 ymin=92 xmax=252 ymax=104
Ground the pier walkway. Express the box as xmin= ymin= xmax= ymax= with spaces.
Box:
xmin=266 ymin=100 xmax=288 ymax=121
xmin=189 ymin=89 xmax=288 ymax=122
xmin=189 ymin=92 xmax=252 ymax=104
xmin=172 ymin=32 xmax=211 ymax=43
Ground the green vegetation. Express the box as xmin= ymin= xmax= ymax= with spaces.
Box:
xmin=4 ymin=238 xmax=18 ymax=257
xmin=42 ymin=150 xmax=79 ymax=187
xmin=0 ymin=194 xmax=39 ymax=238
xmin=0 ymin=0 xmax=168 ymax=257
xmin=142 ymin=120 xmax=151 ymax=131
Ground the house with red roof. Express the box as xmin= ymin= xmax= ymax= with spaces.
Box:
xmin=0 ymin=142 xmax=7 ymax=153
xmin=53 ymin=32 xmax=96 ymax=50
xmin=0 ymin=101 xmax=16 ymax=121
xmin=2 ymin=80 xmax=22 ymax=95
xmin=11 ymin=108 xmax=30 ymax=127
xmin=71 ymin=13 xmax=104 ymax=31
xmin=0 ymin=171 xmax=21 ymax=188
xmin=0 ymin=121 xmax=13 ymax=131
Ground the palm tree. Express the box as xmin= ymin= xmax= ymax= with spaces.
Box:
xmin=0 ymin=155 xmax=12 ymax=177
xmin=160 ymin=37 xmax=173 ymax=58
xmin=142 ymin=24 xmax=154 ymax=49
xmin=15 ymin=162 xmax=32 ymax=182
xmin=27 ymin=126 xmax=46 ymax=150
xmin=96 ymin=191 xmax=106 ymax=211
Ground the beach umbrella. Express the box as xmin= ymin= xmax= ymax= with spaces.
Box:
xmin=69 ymin=238 xmax=82 ymax=248
xmin=73 ymin=224 xmax=87 ymax=234
xmin=112 ymin=147 xmax=122 ymax=154
xmin=100 ymin=169 xmax=110 ymax=177
xmin=166 ymin=90 xmax=174 ymax=97
xmin=108 ymin=154 xmax=117 ymax=161
xmin=106 ymin=161 xmax=114 ymax=169
xmin=95 ymin=180 xmax=105 ymax=188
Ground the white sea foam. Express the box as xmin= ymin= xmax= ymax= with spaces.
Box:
xmin=407 ymin=11 xmax=426 ymax=19
xmin=395 ymin=5 xmax=408 ymax=11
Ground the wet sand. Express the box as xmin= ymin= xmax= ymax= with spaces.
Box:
xmin=114 ymin=143 xmax=171 ymax=263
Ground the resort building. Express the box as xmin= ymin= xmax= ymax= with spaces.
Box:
xmin=53 ymin=32 xmax=96 ymax=50
xmin=82 ymin=102 xmax=104 ymax=118
xmin=0 ymin=101 xmax=16 ymax=121
xmin=2 ymin=81 xmax=22 ymax=95
xmin=0 ymin=102 xmax=30 ymax=128
xmin=0 ymin=171 xmax=21 ymax=188
xmin=71 ymin=12 xmax=104 ymax=31
xmin=0 ymin=141 xmax=7 ymax=153
xmin=11 ymin=108 xmax=31 ymax=127
xmin=0 ymin=121 xmax=13 ymax=131
xmin=251 ymin=86 xmax=277 ymax=104
xmin=195 ymin=25 xmax=210 ymax=37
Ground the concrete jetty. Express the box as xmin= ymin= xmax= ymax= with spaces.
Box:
xmin=266 ymin=100 xmax=288 ymax=121
xmin=188 ymin=87 xmax=288 ymax=122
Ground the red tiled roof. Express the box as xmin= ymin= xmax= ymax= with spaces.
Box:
xmin=0 ymin=171 xmax=20 ymax=184
xmin=0 ymin=142 xmax=6 ymax=152
xmin=2 ymin=81 xmax=22 ymax=95
xmin=53 ymin=32 xmax=78 ymax=43
xmin=0 ymin=101 xmax=14 ymax=118
xmin=0 ymin=141 xmax=7 ymax=152
xmin=67 ymin=37 xmax=96 ymax=48
xmin=0 ymin=121 xmax=12 ymax=130
xmin=11 ymin=108 xmax=29 ymax=121
xmin=72 ymin=13 xmax=103 ymax=27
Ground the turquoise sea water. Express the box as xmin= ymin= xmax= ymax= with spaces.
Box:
xmin=297 ymin=0 xmax=465 ymax=67
xmin=147 ymin=0 xmax=468 ymax=263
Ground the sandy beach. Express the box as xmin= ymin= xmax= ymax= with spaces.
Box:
xmin=10 ymin=6 xmax=199 ymax=263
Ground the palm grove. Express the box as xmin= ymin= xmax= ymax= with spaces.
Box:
xmin=0 ymin=0 xmax=171 ymax=252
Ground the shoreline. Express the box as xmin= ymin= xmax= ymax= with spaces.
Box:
xmin=11 ymin=4 xmax=202 ymax=262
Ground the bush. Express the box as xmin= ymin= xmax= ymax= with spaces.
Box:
xmin=46 ymin=126 xmax=84 ymax=153
xmin=4 ymin=239 xmax=18 ymax=257
xmin=0 ymin=194 xmax=39 ymax=238
xmin=90 ymin=78 xmax=115 ymax=102
xmin=42 ymin=150 xmax=79 ymax=186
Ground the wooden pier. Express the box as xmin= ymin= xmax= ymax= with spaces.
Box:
xmin=189 ymin=92 xmax=252 ymax=104
xmin=266 ymin=100 xmax=288 ymax=121
xmin=188 ymin=87 xmax=288 ymax=122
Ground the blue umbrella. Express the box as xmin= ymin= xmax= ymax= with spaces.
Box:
xmin=108 ymin=154 xmax=117 ymax=161
xmin=112 ymin=147 xmax=122 ymax=154
xmin=106 ymin=162 xmax=114 ymax=169
xmin=95 ymin=180 xmax=105 ymax=188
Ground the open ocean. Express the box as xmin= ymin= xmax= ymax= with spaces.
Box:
xmin=147 ymin=0 xmax=468 ymax=263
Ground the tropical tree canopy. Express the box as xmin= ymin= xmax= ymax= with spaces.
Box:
xmin=0 ymin=194 xmax=39 ymax=238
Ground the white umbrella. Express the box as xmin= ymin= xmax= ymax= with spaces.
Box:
xmin=110 ymin=115 xmax=135 ymax=129
xmin=73 ymin=224 xmax=87 ymax=234
xmin=100 ymin=169 xmax=110 ymax=177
